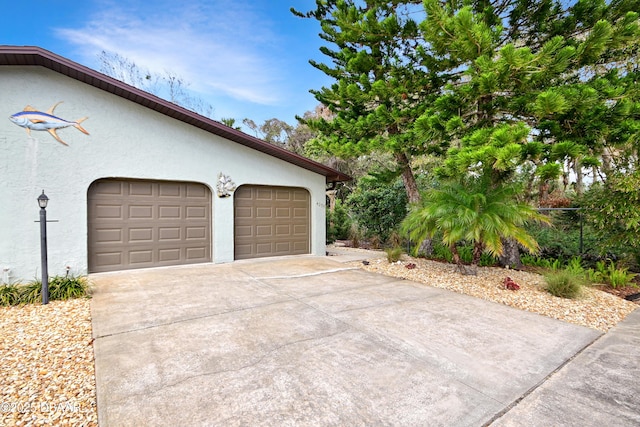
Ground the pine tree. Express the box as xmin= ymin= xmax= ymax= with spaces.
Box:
xmin=413 ymin=0 xmax=639 ymax=266
xmin=293 ymin=0 xmax=444 ymax=204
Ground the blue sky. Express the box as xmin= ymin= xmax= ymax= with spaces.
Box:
xmin=2 ymin=0 xmax=330 ymax=131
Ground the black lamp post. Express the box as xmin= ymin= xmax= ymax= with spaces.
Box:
xmin=38 ymin=190 xmax=49 ymax=305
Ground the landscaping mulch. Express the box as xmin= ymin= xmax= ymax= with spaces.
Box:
xmin=0 ymin=298 xmax=97 ymax=427
xmin=337 ymin=246 xmax=638 ymax=333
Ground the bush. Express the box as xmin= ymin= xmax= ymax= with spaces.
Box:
xmin=0 ymin=283 xmax=22 ymax=306
xmin=592 ymin=260 xmax=638 ymax=288
xmin=0 ymin=275 xmax=90 ymax=306
xmin=49 ymin=275 xmax=90 ymax=300
xmin=347 ymin=177 xmax=408 ymax=241
xmin=326 ymin=199 xmax=351 ymax=243
xmin=544 ymin=270 xmax=585 ymax=299
xmin=385 ymin=247 xmax=403 ymax=263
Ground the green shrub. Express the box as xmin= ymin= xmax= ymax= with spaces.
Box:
xmin=544 ymin=270 xmax=585 ymax=299
xmin=521 ymin=254 xmax=555 ymax=269
xmin=48 ymin=275 xmax=90 ymax=300
xmin=0 ymin=284 xmax=23 ymax=306
xmin=20 ymin=281 xmax=42 ymax=304
xmin=0 ymin=275 xmax=90 ymax=306
xmin=603 ymin=261 xmax=637 ymax=288
xmin=385 ymin=247 xmax=403 ymax=263
xmin=586 ymin=260 xmax=637 ymax=288
xmin=347 ymin=177 xmax=408 ymax=241
xmin=565 ymin=257 xmax=585 ymax=275
xmin=479 ymin=252 xmax=498 ymax=267
xmin=349 ymin=224 xmax=362 ymax=248
xmin=431 ymin=244 xmax=453 ymax=263
xmin=326 ymin=199 xmax=351 ymax=243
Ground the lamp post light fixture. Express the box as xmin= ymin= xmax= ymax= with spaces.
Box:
xmin=38 ymin=190 xmax=49 ymax=305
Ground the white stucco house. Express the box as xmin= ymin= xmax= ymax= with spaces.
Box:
xmin=0 ymin=46 xmax=349 ymax=283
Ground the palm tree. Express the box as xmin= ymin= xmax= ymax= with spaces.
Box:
xmin=401 ymin=179 xmax=550 ymax=274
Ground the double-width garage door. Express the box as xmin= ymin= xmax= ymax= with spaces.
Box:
xmin=234 ymin=185 xmax=310 ymax=260
xmin=88 ymin=179 xmax=211 ymax=273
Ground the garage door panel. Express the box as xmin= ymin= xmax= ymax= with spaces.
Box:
xmin=275 ymin=242 xmax=291 ymax=252
xmin=129 ymin=205 xmax=153 ymax=219
xmin=158 ymin=248 xmax=181 ymax=262
xmin=129 ymin=250 xmax=153 ymax=264
xmin=158 ymin=227 xmax=181 ymax=241
xmin=88 ymin=179 xmax=211 ymax=273
xmin=234 ymin=185 xmax=309 ymax=260
xmin=275 ymin=224 xmax=290 ymax=235
xmin=235 ymin=225 xmax=252 ymax=238
xmin=186 ymin=184 xmax=207 ymax=198
xmin=159 ymin=183 xmax=181 ymax=197
xmin=275 ymin=190 xmax=291 ymax=201
xmin=128 ymin=182 xmax=154 ymax=196
xmin=275 ymin=207 xmax=290 ymax=218
xmin=129 ymin=228 xmax=153 ymax=242
xmin=186 ymin=247 xmax=207 ymax=260
xmin=159 ymin=205 xmax=181 ymax=219
xmin=94 ymin=252 xmax=122 ymax=267
xmin=186 ymin=227 xmax=206 ymax=240
xmin=186 ymin=206 xmax=207 ymax=219
xmin=95 ymin=204 xmax=123 ymax=219
xmin=256 ymin=207 xmax=273 ymax=218
xmin=293 ymin=224 xmax=308 ymax=235
xmin=293 ymin=241 xmax=308 ymax=252
xmin=256 ymin=188 xmax=273 ymax=200
xmin=93 ymin=180 xmax=124 ymax=196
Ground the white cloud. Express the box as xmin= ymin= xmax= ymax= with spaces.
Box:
xmin=54 ymin=0 xmax=285 ymax=105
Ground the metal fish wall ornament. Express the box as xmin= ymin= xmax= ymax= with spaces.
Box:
xmin=9 ymin=102 xmax=89 ymax=146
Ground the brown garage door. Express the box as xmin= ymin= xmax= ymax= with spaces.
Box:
xmin=234 ymin=185 xmax=310 ymax=260
xmin=88 ymin=179 xmax=211 ymax=273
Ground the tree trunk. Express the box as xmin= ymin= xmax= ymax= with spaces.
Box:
xmin=499 ymin=238 xmax=522 ymax=270
xmin=395 ymin=151 xmax=433 ymax=256
xmin=395 ymin=151 xmax=420 ymax=204
xmin=574 ymin=160 xmax=583 ymax=195
xmin=472 ymin=241 xmax=483 ymax=266
xmin=450 ymin=243 xmax=462 ymax=267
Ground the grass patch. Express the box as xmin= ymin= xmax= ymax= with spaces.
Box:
xmin=544 ymin=270 xmax=585 ymax=299
xmin=385 ymin=247 xmax=403 ymax=263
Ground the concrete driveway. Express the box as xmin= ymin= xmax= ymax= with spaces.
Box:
xmin=91 ymin=254 xmax=620 ymax=426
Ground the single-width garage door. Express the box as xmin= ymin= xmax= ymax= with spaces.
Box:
xmin=234 ymin=185 xmax=310 ymax=260
xmin=88 ymin=179 xmax=211 ymax=273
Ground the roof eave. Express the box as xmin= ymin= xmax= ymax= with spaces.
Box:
xmin=0 ymin=45 xmax=351 ymax=183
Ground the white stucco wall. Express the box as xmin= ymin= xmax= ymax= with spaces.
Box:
xmin=0 ymin=66 xmax=327 ymax=282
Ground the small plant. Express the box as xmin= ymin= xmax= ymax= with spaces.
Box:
xmin=603 ymin=261 xmax=637 ymax=288
xmin=20 ymin=281 xmax=42 ymax=304
xmin=385 ymin=247 xmax=403 ymax=263
xmin=544 ymin=270 xmax=585 ymax=299
xmin=458 ymin=245 xmax=473 ymax=264
xmin=369 ymin=235 xmax=382 ymax=250
xmin=387 ymin=231 xmax=402 ymax=248
xmin=479 ymin=252 xmax=498 ymax=267
xmin=431 ymin=244 xmax=453 ymax=263
xmin=504 ymin=277 xmax=520 ymax=290
xmin=521 ymin=255 xmax=555 ymax=269
xmin=0 ymin=283 xmax=23 ymax=306
xmin=348 ymin=224 xmax=363 ymax=248
xmin=565 ymin=257 xmax=585 ymax=275
xmin=549 ymin=258 xmax=564 ymax=271
xmin=0 ymin=275 xmax=90 ymax=306
xmin=48 ymin=275 xmax=90 ymax=300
